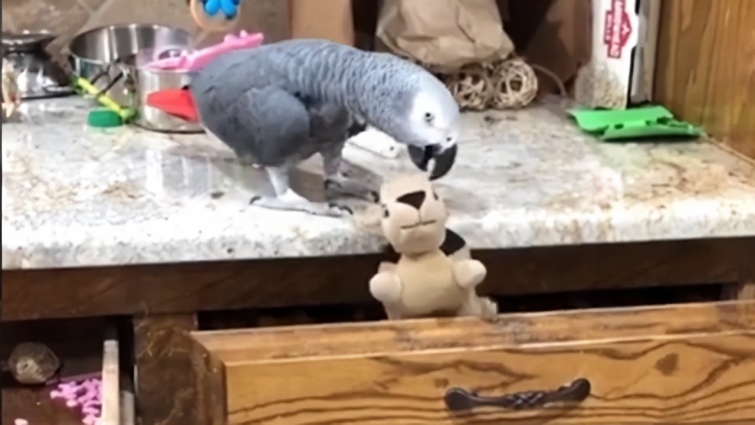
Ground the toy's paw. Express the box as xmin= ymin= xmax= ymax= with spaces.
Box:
xmin=478 ymin=297 xmax=498 ymax=319
xmin=369 ymin=272 xmax=402 ymax=304
xmin=384 ymin=308 xmax=406 ymax=320
xmin=457 ymin=296 xmax=498 ymax=319
xmin=377 ymin=261 xmax=397 ymax=274
xmin=454 ymin=260 xmax=487 ymax=289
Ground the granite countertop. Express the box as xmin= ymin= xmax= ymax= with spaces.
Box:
xmin=3 ymin=98 xmax=755 ymax=270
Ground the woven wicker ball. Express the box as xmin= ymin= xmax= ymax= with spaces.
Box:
xmin=7 ymin=342 xmax=61 ymax=385
xmin=446 ymin=63 xmax=492 ymax=111
xmin=488 ymin=58 xmax=538 ymax=110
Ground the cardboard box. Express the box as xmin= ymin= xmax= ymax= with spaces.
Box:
xmin=575 ymin=0 xmax=661 ymax=109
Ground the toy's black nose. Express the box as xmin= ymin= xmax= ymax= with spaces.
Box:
xmin=396 ymin=191 xmax=426 ymax=209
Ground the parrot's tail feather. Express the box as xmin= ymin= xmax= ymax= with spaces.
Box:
xmin=145 ymin=88 xmax=199 ymax=122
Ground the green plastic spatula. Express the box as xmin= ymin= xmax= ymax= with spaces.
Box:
xmin=568 ymin=106 xmax=702 ymax=142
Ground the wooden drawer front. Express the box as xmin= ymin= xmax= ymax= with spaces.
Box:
xmin=192 ymin=301 xmax=755 ymax=425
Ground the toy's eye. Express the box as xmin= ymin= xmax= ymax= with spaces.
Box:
xmin=382 ymin=205 xmax=389 ymax=218
xmin=424 ymin=112 xmax=434 ymax=122
xmin=433 ymin=191 xmax=439 ymax=200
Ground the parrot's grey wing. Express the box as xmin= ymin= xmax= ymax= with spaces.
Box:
xmin=195 ymin=85 xmax=311 ymax=167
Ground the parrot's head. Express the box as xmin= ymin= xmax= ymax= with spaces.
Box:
xmin=403 ymin=74 xmax=461 ymax=180
xmin=366 ymin=68 xmax=460 ymax=180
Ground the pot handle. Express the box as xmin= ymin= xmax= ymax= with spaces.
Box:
xmin=88 ymin=67 xmax=109 ymax=85
xmin=155 ymin=48 xmax=186 ymax=60
xmin=117 ymin=63 xmax=139 ymax=111
xmin=96 ymin=69 xmax=124 ymax=97
xmin=42 ymin=85 xmax=75 ymax=95
xmin=117 ymin=63 xmax=137 ymax=92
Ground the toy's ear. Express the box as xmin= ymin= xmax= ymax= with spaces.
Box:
xmin=441 ymin=229 xmax=471 ymax=260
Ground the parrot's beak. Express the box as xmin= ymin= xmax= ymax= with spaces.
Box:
xmin=407 ymin=143 xmax=457 ymax=180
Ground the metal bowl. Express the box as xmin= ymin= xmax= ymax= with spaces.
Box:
xmin=68 ymin=24 xmax=193 ymax=64
xmin=2 ymin=30 xmax=56 ymax=53
xmin=128 ymin=47 xmax=203 ymax=133
xmin=2 ymin=30 xmax=75 ymax=99
xmin=68 ymin=24 xmax=193 ymax=107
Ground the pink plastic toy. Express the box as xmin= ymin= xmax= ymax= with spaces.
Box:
xmin=50 ymin=377 xmax=103 ymax=425
xmin=145 ymin=30 xmax=264 ymax=72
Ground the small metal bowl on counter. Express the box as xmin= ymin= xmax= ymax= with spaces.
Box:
xmin=68 ymin=24 xmax=193 ymax=110
xmin=126 ymin=47 xmax=204 ymax=133
xmin=1 ymin=30 xmax=75 ymax=100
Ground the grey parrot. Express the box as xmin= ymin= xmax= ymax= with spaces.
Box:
xmin=156 ymin=39 xmax=460 ymax=217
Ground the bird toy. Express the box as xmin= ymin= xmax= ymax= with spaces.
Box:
xmin=403 ymin=56 xmax=545 ymax=111
xmin=189 ymin=0 xmax=241 ymax=32
xmin=2 ymin=342 xmax=61 ymax=385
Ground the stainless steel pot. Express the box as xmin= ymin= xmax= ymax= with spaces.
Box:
xmin=68 ymin=24 xmax=193 ymax=108
xmin=126 ymin=48 xmax=203 ymax=133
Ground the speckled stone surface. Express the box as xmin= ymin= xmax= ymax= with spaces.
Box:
xmin=3 ymin=98 xmax=755 ymax=270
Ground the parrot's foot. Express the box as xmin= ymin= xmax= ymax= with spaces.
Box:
xmin=324 ymin=174 xmax=379 ymax=203
xmin=249 ymin=189 xmax=352 ymax=218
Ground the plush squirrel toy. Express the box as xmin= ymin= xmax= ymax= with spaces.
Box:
xmin=369 ymin=174 xmax=498 ymax=320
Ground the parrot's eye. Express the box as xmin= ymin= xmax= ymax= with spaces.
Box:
xmin=424 ymin=112 xmax=434 ymax=123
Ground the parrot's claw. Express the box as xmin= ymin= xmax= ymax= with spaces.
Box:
xmin=249 ymin=194 xmax=353 ymax=218
xmin=327 ymin=203 xmax=354 ymax=216
xmin=324 ymin=175 xmax=380 ymax=203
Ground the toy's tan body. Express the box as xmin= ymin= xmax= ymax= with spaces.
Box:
xmin=373 ymin=250 xmax=495 ymax=319
xmin=396 ymin=250 xmax=463 ymax=316
xmin=369 ymin=174 xmax=498 ymax=320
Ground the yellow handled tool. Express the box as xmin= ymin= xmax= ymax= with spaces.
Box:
xmin=74 ymin=77 xmax=135 ymax=121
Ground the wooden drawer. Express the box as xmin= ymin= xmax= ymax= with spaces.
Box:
xmin=191 ymin=301 xmax=755 ymax=424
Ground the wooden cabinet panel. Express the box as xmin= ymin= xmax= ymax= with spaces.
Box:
xmin=193 ymin=301 xmax=755 ymax=424
xmin=289 ymin=0 xmax=354 ymax=45
xmin=655 ymin=0 xmax=755 ymax=159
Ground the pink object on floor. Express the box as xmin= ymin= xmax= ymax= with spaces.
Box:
xmin=50 ymin=377 xmax=103 ymax=425
xmin=14 ymin=419 xmax=29 ymax=425
xmin=145 ymin=30 xmax=264 ymax=71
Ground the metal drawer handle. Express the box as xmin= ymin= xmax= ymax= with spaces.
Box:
xmin=444 ymin=378 xmax=591 ymax=412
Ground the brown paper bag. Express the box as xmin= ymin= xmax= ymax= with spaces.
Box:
xmin=376 ymin=0 xmax=514 ymax=70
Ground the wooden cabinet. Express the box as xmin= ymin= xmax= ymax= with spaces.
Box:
xmin=289 ymin=0 xmax=355 ymax=45
xmin=191 ymin=301 xmax=755 ymax=425
xmin=655 ymin=0 xmax=755 ymax=159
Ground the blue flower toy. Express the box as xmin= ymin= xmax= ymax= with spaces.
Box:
xmin=189 ymin=0 xmax=241 ymax=31
xmin=202 ymin=0 xmax=240 ymax=19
